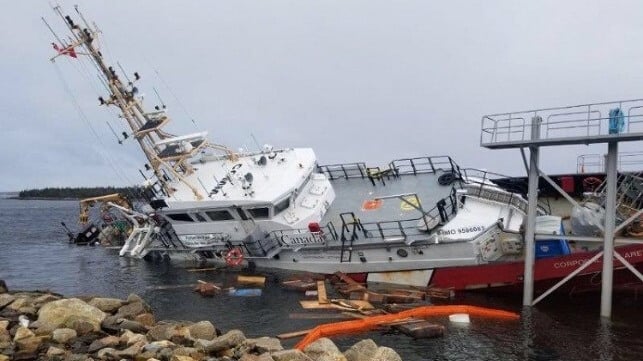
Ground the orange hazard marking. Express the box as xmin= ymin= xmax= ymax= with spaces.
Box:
xmin=361 ymin=199 xmax=383 ymax=211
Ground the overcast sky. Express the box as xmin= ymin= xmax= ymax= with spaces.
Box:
xmin=1 ymin=1 xmax=642 ymax=191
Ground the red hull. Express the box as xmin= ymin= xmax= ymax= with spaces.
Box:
xmin=430 ymin=244 xmax=643 ymax=293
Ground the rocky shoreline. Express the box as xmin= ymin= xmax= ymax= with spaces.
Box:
xmin=0 ymin=280 xmax=402 ymax=361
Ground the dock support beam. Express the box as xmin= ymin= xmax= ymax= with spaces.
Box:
xmin=600 ymin=141 xmax=618 ymax=318
xmin=523 ymin=117 xmax=541 ymax=306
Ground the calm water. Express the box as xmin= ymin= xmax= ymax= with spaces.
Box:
xmin=1 ymin=198 xmax=643 ymax=360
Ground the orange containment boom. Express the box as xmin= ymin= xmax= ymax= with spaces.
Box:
xmin=294 ymin=304 xmax=520 ymax=350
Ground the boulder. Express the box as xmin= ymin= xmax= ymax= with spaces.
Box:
xmin=371 ymin=347 xmax=402 ymax=361
xmin=117 ymin=319 xmax=149 ymax=333
xmin=304 ymin=338 xmax=346 ymax=361
xmin=135 ymin=312 xmax=156 ymax=327
xmin=120 ymin=330 xmax=147 ymax=346
xmin=188 ymin=320 xmax=216 ymax=341
xmin=7 ymin=297 xmax=30 ymax=311
xmin=46 ymin=346 xmax=67 ymax=360
xmin=52 ymin=327 xmax=77 ymax=344
xmin=32 ymin=294 xmax=61 ymax=307
xmin=65 ymin=316 xmax=97 ymax=336
xmin=344 ymin=339 xmax=378 ymax=361
xmin=0 ymin=280 xmax=7 ymax=294
xmin=13 ymin=326 xmax=34 ymax=341
xmin=14 ymin=335 xmax=43 ymax=353
xmin=88 ymin=335 xmax=120 ymax=353
xmin=246 ymin=336 xmax=283 ymax=353
xmin=144 ymin=340 xmax=177 ymax=352
xmin=88 ymin=298 xmax=124 ymax=314
xmin=0 ymin=294 xmax=15 ymax=309
xmin=171 ymin=356 xmax=195 ymax=361
xmin=17 ymin=306 xmax=37 ymax=317
xmin=148 ymin=323 xmax=175 ymax=341
xmin=116 ymin=301 xmax=148 ymax=320
xmin=116 ymin=342 xmax=144 ymax=359
xmin=197 ymin=329 xmax=245 ymax=354
xmin=96 ymin=347 xmax=119 ymax=360
xmin=173 ymin=346 xmax=204 ymax=360
xmin=0 ymin=356 xmax=8 ymax=361
xmin=38 ymin=298 xmax=106 ymax=332
xmin=271 ymin=349 xmax=314 ymax=361
xmin=0 ymin=320 xmax=8 ymax=332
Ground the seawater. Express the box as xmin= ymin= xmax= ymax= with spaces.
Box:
xmin=1 ymin=198 xmax=643 ymax=360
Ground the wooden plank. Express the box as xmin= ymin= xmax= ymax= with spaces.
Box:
xmin=299 ymin=299 xmax=374 ymax=310
xmin=289 ymin=313 xmax=352 ymax=319
xmin=277 ymin=329 xmax=312 ymax=340
xmin=186 ymin=267 xmax=222 ymax=272
xmin=317 ymin=280 xmax=328 ymax=304
xmin=334 ymin=272 xmax=366 ymax=290
xmin=237 ymin=275 xmax=266 ymax=286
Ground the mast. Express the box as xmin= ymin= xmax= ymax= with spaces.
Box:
xmin=46 ymin=6 xmax=235 ymax=200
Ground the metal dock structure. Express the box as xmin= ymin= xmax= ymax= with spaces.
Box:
xmin=480 ymin=98 xmax=643 ymax=318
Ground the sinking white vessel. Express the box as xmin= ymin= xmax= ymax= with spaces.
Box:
xmin=48 ymin=7 xmax=643 ymax=290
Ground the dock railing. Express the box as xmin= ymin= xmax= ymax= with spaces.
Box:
xmin=577 ymin=151 xmax=643 ymax=174
xmin=480 ymin=99 xmax=643 ymax=148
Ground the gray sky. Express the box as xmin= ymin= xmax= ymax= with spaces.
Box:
xmin=2 ymin=1 xmax=642 ymax=191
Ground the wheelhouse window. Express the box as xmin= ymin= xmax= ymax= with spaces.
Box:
xmin=193 ymin=213 xmax=207 ymax=222
xmin=205 ymin=210 xmax=234 ymax=221
xmin=247 ymin=207 xmax=270 ymax=219
xmin=167 ymin=213 xmax=194 ymax=222
xmin=275 ymin=198 xmax=290 ymax=214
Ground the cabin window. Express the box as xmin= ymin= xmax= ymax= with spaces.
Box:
xmin=205 ymin=210 xmax=234 ymax=221
xmin=193 ymin=213 xmax=207 ymax=222
xmin=247 ymin=207 xmax=270 ymax=219
xmin=275 ymin=197 xmax=290 ymax=214
xmin=167 ymin=213 xmax=194 ymax=222
xmin=236 ymin=209 xmax=249 ymax=221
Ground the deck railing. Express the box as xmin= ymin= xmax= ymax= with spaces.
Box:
xmin=481 ymin=99 xmax=643 ymax=146
xmin=577 ymin=152 xmax=643 ymax=174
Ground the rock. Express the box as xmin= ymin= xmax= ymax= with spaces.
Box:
xmin=271 ymin=349 xmax=314 ymax=361
xmin=88 ymin=298 xmax=124 ymax=314
xmin=134 ymin=312 xmax=156 ymax=327
xmin=0 ymin=355 xmax=9 ymax=361
xmin=157 ymin=347 xmax=174 ymax=361
xmin=144 ymin=340 xmax=177 ymax=352
xmin=18 ymin=306 xmax=37 ymax=317
xmin=34 ymin=322 xmax=57 ymax=336
xmin=137 ymin=350 xmax=159 ymax=360
xmin=15 ymin=335 xmax=43 ymax=353
xmin=7 ymin=297 xmax=29 ymax=311
xmin=96 ymin=347 xmax=119 ymax=360
xmin=171 ymin=356 xmax=195 ymax=361
xmin=344 ymin=339 xmax=378 ymax=361
xmin=246 ymin=336 xmax=283 ymax=353
xmin=120 ymin=330 xmax=147 ymax=346
xmin=13 ymin=326 xmax=34 ymax=341
xmin=67 ymin=353 xmax=93 ymax=361
xmin=148 ymin=323 xmax=174 ymax=341
xmin=52 ymin=327 xmax=77 ymax=344
xmin=118 ymin=319 xmax=149 ymax=333
xmin=0 ymin=294 xmax=15 ymax=309
xmin=46 ymin=346 xmax=67 ymax=360
xmin=188 ymin=320 xmax=216 ymax=340
xmin=88 ymin=335 xmax=120 ymax=353
xmin=173 ymin=347 xmax=204 ymax=360
xmin=168 ymin=326 xmax=192 ymax=346
xmin=198 ymin=329 xmax=245 ymax=354
xmin=32 ymin=294 xmax=61 ymax=307
xmin=116 ymin=301 xmax=148 ymax=320
xmin=100 ymin=315 xmax=123 ymax=334
xmin=0 ymin=280 xmax=7 ymax=293
xmin=304 ymin=337 xmax=346 ymax=361
xmin=0 ymin=320 xmax=7 ymax=332
xmin=116 ymin=342 xmax=144 ymax=359
xmin=371 ymin=347 xmax=402 ymax=361
xmin=257 ymin=355 xmax=276 ymax=361
xmin=38 ymin=298 xmax=106 ymax=332
xmin=65 ymin=316 xmax=98 ymax=336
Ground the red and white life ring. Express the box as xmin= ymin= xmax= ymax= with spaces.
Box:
xmin=224 ymin=247 xmax=244 ymax=267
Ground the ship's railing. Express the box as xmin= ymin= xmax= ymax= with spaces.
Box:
xmin=389 ymin=156 xmax=460 ymax=176
xmin=577 ymin=152 xmax=643 ymax=174
xmin=317 ymin=162 xmax=368 ymax=180
xmin=481 ymin=99 xmax=643 ymax=146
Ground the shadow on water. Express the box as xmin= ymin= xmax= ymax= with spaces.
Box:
xmin=2 ymin=198 xmax=643 ymax=360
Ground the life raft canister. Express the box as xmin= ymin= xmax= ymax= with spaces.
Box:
xmin=225 ymin=247 xmax=244 ymax=267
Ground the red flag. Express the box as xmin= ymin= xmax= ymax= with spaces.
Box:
xmin=52 ymin=43 xmax=77 ymax=58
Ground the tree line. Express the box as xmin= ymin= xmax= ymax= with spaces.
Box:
xmin=18 ymin=186 xmax=143 ymax=200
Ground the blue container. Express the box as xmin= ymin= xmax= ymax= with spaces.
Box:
xmin=535 ymin=239 xmax=571 ymax=259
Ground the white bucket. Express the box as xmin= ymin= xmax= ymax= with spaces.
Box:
xmin=448 ymin=313 xmax=470 ymax=323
